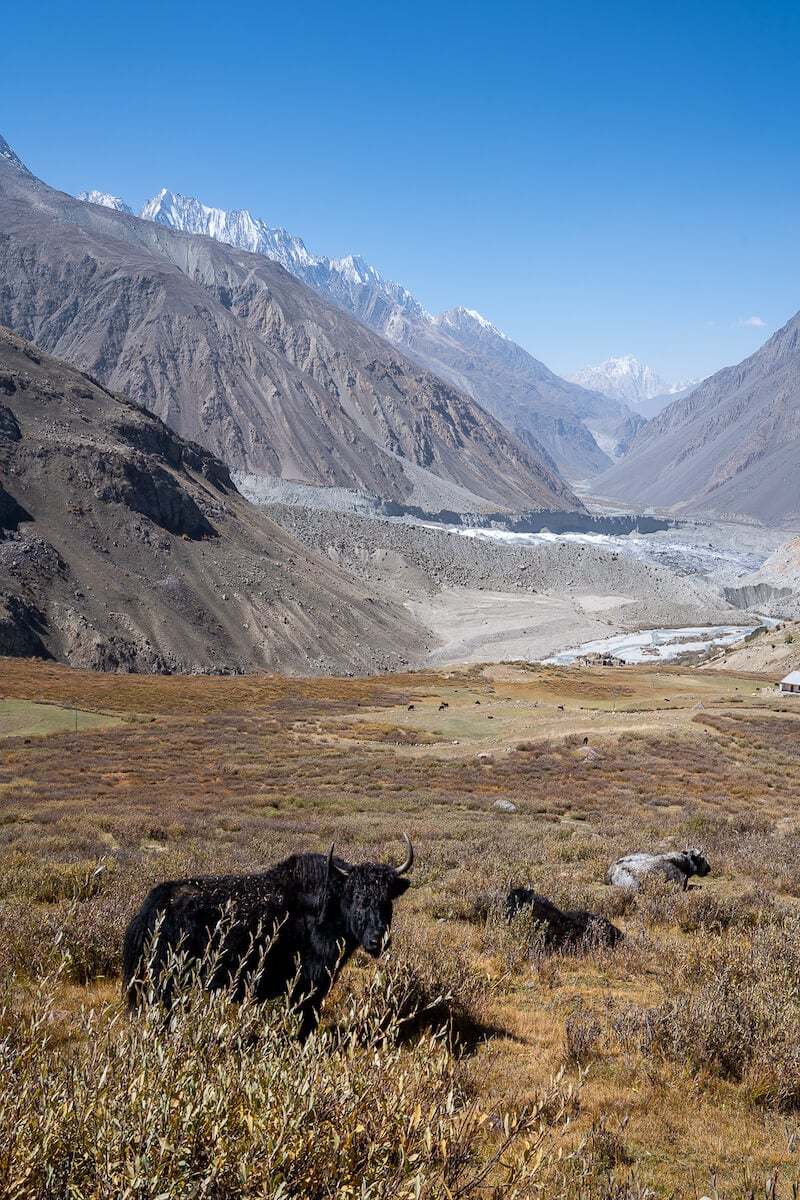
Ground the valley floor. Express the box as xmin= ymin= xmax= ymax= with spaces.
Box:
xmin=405 ymin=586 xmax=621 ymax=664
xmin=264 ymin=501 xmax=794 ymax=668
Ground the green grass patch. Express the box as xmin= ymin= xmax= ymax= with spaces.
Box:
xmin=0 ymin=699 xmax=124 ymax=739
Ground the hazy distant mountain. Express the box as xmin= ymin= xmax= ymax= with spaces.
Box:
xmin=0 ymin=136 xmax=581 ymax=515
xmin=391 ymin=303 xmax=643 ymax=474
xmin=134 ymin=186 xmax=632 ymax=478
xmin=569 ymin=355 xmax=698 ymax=414
xmin=0 ymin=326 xmax=427 ymax=674
xmin=596 ymin=314 xmax=800 ymax=527
xmin=77 ymin=189 xmax=134 ymax=215
xmin=635 ymin=381 xmax=700 ymax=421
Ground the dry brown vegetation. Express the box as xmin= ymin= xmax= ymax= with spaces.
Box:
xmin=1 ymin=655 xmax=800 ymax=1197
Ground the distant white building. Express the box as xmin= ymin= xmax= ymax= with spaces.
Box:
xmin=779 ymin=671 xmax=800 ymax=694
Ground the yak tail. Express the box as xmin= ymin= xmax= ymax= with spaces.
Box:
xmin=122 ymin=904 xmax=161 ymax=1008
xmin=123 ymin=909 xmax=197 ymax=1010
xmin=121 ymin=910 xmax=146 ymax=1006
xmin=122 ymin=881 xmax=181 ymax=1008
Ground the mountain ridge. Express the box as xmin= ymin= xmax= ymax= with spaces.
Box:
xmin=95 ymin=183 xmax=639 ymax=477
xmin=78 ymin=189 xmax=134 ymax=214
xmin=595 ymin=312 xmax=800 ymax=527
xmin=0 ymin=137 xmax=582 ymax=516
xmin=0 ymin=135 xmax=32 ymax=176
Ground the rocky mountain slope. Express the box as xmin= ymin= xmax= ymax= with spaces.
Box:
xmin=0 ymin=136 xmax=580 ymax=515
xmin=633 ymin=382 xmax=699 ymax=422
xmin=0 ymin=325 xmax=430 ymax=674
xmin=119 ymin=185 xmax=636 ymax=478
xmin=596 ymin=311 xmax=800 ymax=527
xmin=377 ymin=304 xmax=644 ymax=473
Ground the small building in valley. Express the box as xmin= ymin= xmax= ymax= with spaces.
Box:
xmin=779 ymin=670 xmax=800 ymax=694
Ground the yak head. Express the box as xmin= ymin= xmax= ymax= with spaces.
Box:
xmin=686 ymin=848 xmax=711 ymax=877
xmin=329 ymin=834 xmax=413 ymax=956
xmin=505 ymin=886 xmax=540 ymax=921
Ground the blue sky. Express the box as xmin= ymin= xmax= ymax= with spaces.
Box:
xmin=4 ymin=0 xmax=799 ymax=383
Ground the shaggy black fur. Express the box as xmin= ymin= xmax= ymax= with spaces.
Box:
xmin=505 ymin=887 xmax=624 ymax=951
xmin=122 ymin=847 xmax=412 ymax=1037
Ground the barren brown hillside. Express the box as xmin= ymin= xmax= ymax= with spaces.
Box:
xmin=0 ymin=326 xmax=428 ymax=674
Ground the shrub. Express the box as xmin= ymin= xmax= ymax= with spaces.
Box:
xmin=564 ymin=1001 xmax=604 ymax=1065
xmin=482 ymin=900 xmax=550 ymax=976
xmin=0 ymin=854 xmax=107 ymax=904
xmin=635 ymin=919 xmax=800 ymax=1109
xmin=335 ymin=921 xmax=491 ymax=1047
xmin=0 ymin=948 xmax=575 ymax=1199
xmin=58 ymin=886 xmax=130 ymax=984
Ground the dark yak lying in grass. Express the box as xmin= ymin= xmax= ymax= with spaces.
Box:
xmin=123 ymin=836 xmax=414 ymax=1037
xmin=505 ymin=888 xmax=624 ymax=951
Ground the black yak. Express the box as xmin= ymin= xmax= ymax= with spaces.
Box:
xmin=122 ymin=836 xmax=414 ymax=1037
xmin=505 ymin=887 xmax=623 ymax=951
xmin=605 ymin=848 xmax=710 ymax=892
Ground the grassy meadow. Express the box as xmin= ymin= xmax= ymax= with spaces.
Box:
xmin=1 ymin=654 xmax=800 ymax=1197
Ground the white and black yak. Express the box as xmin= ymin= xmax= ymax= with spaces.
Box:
xmin=505 ymin=888 xmax=623 ymax=950
xmin=605 ymin=848 xmax=710 ymax=893
xmin=122 ymin=836 xmax=414 ymax=1037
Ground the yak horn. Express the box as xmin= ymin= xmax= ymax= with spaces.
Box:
xmin=396 ymin=833 xmax=414 ymax=876
xmin=327 ymin=842 xmax=350 ymax=879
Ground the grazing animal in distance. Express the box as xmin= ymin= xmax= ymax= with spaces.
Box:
xmin=605 ymin=849 xmax=711 ymax=893
xmin=505 ymin=888 xmax=623 ymax=951
xmin=438 ymin=701 xmax=449 ymax=710
xmin=122 ymin=836 xmax=414 ymax=1038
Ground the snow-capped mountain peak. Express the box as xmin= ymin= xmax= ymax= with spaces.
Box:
xmin=330 ymin=253 xmax=382 ymax=287
xmin=77 ymin=190 xmax=134 ymax=214
xmin=667 ymin=376 xmax=699 ymax=395
xmin=133 ymin=188 xmax=427 ymax=315
xmin=74 ymin=174 xmax=636 ymax=477
xmin=569 ymin=355 xmax=670 ymax=405
xmin=437 ymin=306 xmax=509 ymax=341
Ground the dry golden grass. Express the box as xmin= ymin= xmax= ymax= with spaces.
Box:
xmin=1 ymin=655 xmax=800 ymax=1197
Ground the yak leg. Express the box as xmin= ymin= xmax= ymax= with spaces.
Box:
xmin=296 ymin=990 xmax=324 ymax=1040
xmin=288 ymin=972 xmax=326 ymax=1040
